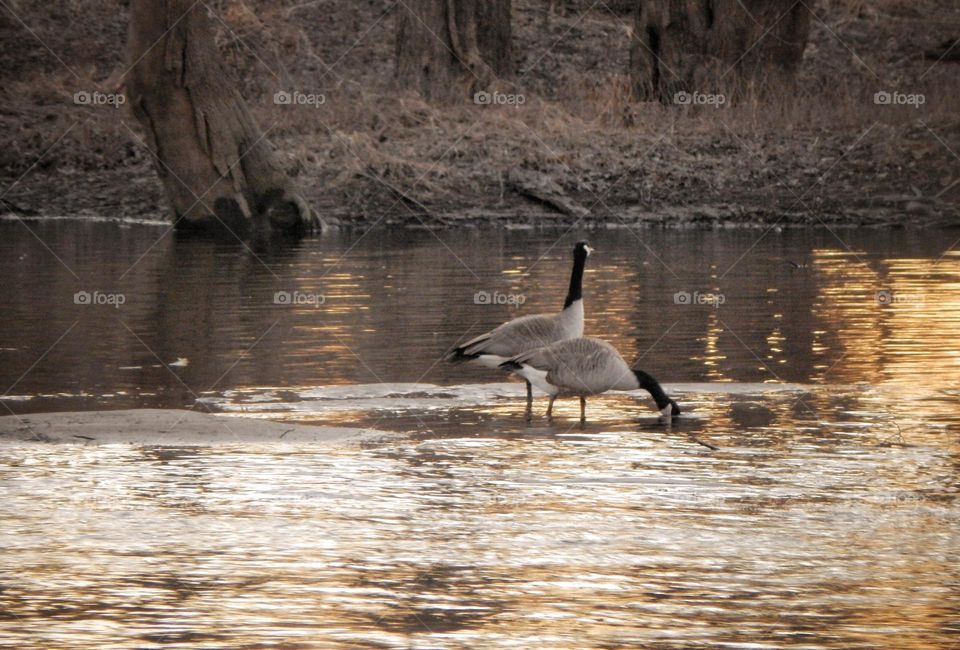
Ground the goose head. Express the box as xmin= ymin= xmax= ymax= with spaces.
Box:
xmin=574 ymin=240 xmax=594 ymax=259
xmin=659 ymin=399 xmax=681 ymax=418
xmin=632 ymin=369 xmax=681 ymax=418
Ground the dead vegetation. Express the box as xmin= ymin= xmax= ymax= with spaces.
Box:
xmin=1 ymin=0 xmax=958 ymax=227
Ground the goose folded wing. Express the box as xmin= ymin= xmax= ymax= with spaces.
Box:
xmin=467 ymin=313 xmax=566 ymax=357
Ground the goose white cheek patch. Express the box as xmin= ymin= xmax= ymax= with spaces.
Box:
xmin=659 ymin=404 xmax=675 ymax=417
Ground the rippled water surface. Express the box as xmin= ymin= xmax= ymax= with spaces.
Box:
xmin=1 ymin=220 xmax=959 ymax=648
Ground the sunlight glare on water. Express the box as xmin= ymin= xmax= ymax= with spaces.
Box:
xmin=1 ymin=222 xmax=959 ymax=648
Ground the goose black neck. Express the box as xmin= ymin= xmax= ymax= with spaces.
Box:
xmin=633 ymin=370 xmax=671 ymax=410
xmin=563 ymin=249 xmax=587 ymax=309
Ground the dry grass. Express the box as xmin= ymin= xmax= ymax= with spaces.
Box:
xmin=1 ymin=0 xmax=958 ymax=219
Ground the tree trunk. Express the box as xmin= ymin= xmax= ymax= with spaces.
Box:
xmin=126 ymin=0 xmax=317 ymax=235
xmin=631 ymin=0 xmax=813 ymax=102
xmin=396 ymin=0 xmax=513 ymax=101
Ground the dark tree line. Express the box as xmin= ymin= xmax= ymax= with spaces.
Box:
xmin=396 ymin=0 xmax=513 ymax=101
xmin=631 ymin=0 xmax=812 ymax=101
xmin=126 ymin=0 xmax=814 ymax=234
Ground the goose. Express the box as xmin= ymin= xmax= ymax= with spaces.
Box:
xmin=500 ymin=337 xmax=680 ymax=422
xmin=446 ymin=241 xmax=593 ymax=407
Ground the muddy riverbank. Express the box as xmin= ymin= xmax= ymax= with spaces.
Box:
xmin=2 ymin=0 xmax=958 ymax=230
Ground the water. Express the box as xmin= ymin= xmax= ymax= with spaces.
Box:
xmin=1 ymin=219 xmax=960 ymax=648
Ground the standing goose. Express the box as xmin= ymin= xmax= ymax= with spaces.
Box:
xmin=500 ymin=337 xmax=680 ymax=422
xmin=446 ymin=241 xmax=593 ymax=407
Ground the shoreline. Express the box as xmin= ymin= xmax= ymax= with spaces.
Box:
xmin=3 ymin=203 xmax=957 ymax=231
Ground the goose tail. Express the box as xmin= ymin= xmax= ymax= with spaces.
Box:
xmin=498 ymin=358 xmax=524 ymax=371
xmin=499 ymin=348 xmax=536 ymax=372
xmin=445 ymin=345 xmax=480 ymax=364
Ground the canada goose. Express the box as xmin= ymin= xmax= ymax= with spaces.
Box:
xmin=500 ymin=337 xmax=680 ymax=422
xmin=446 ymin=241 xmax=593 ymax=407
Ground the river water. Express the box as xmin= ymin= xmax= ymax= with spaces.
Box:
xmin=1 ymin=219 xmax=959 ymax=648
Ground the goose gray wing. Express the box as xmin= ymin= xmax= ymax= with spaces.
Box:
xmin=514 ymin=338 xmax=633 ymax=395
xmin=460 ymin=313 xmax=567 ymax=358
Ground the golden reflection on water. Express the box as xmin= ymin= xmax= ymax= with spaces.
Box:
xmin=818 ymin=251 xmax=960 ymax=375
xmin=809 ymin=248 xmax=960 ymax=424
xmin=3 ymin=226 xmax=960 ymax=412
xmin=700 ymin=311 xmax=730 ymax=382
xmin=2 ymin=227 xmax=960 ymax=648
xmin=2 ymin=387 xmax=958 ymax=650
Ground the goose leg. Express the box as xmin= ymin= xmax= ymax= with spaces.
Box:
xmin=546 ymin=395 xmax=556 ymax=418
xmin=579 ymin=396 xmax=586 ymax=423
xmin=524 ymin=381 xmax=533 ymax=421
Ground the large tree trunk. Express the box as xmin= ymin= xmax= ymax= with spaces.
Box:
xmin=126 ymin=0 xmax=317 ymax=235
xmin=631 ymin=0 xmax=813 ymax=102
xmin=396 ymin=0 xmax=513 ymax=101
